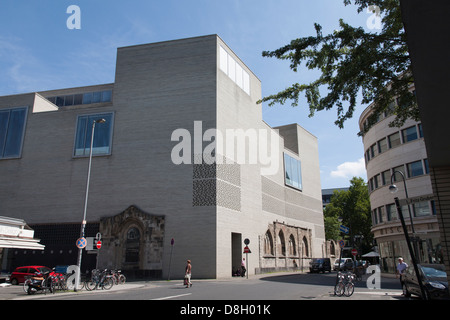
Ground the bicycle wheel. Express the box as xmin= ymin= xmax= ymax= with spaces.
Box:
xmin=85 ymin=279 xmax=97 ymax=291
xmin=118 ymin=274 xmax=126 ymax=284
xmin=102 ymin=277 xmax=114 ymax=290
xmin=334 ymin=282 xmax=345 ymax=296
xmin=344 ymin=282 xmax=354 ymax=297
xmin=23 ymin=278 xmax=31 ymax=293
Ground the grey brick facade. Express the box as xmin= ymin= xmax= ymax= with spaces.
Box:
xmin=0 ymin=35 xmax=325 ymax=279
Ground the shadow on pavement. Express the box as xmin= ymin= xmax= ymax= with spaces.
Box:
xmin=258 ymin=272 xmax=402 ymax=290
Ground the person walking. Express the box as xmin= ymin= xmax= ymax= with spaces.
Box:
xmin=396 ymin=257 xmax=408 ymax=294
xmin=241 ymin=258 xmax=246 ymax=277
xmin=185 ymin=260 xmax=192 ymax=288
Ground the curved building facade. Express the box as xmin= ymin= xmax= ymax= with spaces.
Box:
xmin=359 ymin=101 xmax=442 ymax=273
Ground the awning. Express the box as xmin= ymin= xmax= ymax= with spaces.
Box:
xmin=0 ymin=216 xmax=45 ymax=250
xmin=0 ymin=237 xmax=45 ymax=250
xmin=362 ymin=251 xmax=379 ymax=258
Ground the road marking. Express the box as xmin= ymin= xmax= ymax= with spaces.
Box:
xmin=151 ymin=293 xmax=192 ymax=300
xmin=357 ymin=291 xmax=402 ymax=296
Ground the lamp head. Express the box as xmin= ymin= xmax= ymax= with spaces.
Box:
xmin=389 ymin=184 xmax=398 ymax=194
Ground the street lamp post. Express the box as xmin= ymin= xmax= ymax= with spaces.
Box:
xmin=393 ymin=197 xmax=427 ymax=299
xmin=389 ymin=170 xmax=416 ymax=234
xmin=389 ymin=170 xmax=426 ymax=299
xmin=75 ymin=118 xmax=106 ymax=291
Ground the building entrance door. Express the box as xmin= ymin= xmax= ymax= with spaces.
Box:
xmin=231 ymin=233 xmax=242 ymax=276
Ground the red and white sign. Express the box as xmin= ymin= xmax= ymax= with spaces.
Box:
xmin=351 ymin=249 xmax=358 ymax=256
xmin=96 ymin=240 xmax=102 ymax=249
xmin=243 ymin=246 xmax=251 ymax=254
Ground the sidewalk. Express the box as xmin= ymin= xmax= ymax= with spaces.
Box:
xmin=0 ymin=281 xmax=147 ymax=300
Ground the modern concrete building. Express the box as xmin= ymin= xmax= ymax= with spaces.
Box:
xmin=359 ymin=97 xmax=441 ymax=273
xmin=0 ymin=35 xmax=325 ymax=279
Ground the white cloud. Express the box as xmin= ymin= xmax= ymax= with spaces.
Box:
xmin=330 ymin=157 xmax=366 ymax=179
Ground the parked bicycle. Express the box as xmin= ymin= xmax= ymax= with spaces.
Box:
xmin=334 ymin=271 xmax=355 ymax=297
xmin=110 ymin=269 xmax=126 ymax=285
xmin=85 ymin=269 xmax=114 ymax=291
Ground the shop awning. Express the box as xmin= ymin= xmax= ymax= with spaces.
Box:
xmin=0 ymin=216 xmax=45 ymax=250
xmin=0 ymin=237 xmax=45 ymax=250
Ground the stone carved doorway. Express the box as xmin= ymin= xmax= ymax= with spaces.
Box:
xmin=98 ymin=205 xmax=165 ymax=278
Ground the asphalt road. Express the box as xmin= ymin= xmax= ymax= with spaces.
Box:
xmin=1 ymin=271 xmax=404 ymax=302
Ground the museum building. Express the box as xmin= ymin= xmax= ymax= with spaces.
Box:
xmin=0 ymin=35 xmax=325 ymax=279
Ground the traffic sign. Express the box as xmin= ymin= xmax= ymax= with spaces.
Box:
xmin=243 ymin=246 xmax=251 ymax=254
xmin=339 ymin=239 xmax=345 ymax=248
xmin=351 ymin=248 xmax=358 ymax=256
xmin=76 ymin=237 xmax=87 ymax=249
xmin=96 ymin=240 xmax=102 ymax=249
xmin=339 ymin=225 xmax=349 ymax=234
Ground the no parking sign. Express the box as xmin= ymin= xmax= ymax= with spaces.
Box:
xmin=76 ymin=237 xmax=87 ymax=249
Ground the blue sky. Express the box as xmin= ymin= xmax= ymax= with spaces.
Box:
xmin=0 ymin=0 xmax=374 ymax=189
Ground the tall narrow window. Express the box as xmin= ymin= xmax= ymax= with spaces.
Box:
xmin=264 ymin=231 xmax=274 ymax=255
xmin=278 ymin=230 xmax=286 ymax=256
xmin=288 ymin=235 xmax=296 ymax=256
xmin=0 ymin=107 xmax=27 ymax=159
xmin=125 ymin=227 xmax=140 ymax=263
xmin=74 ymin=113 xmax=113 ymax=157
xmin=284 ymin=153 xmax=302 ymax=190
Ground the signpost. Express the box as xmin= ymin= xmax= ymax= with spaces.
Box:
xmin=168 ymin=238 xmax=175 ymax=281
xmin=351 ymin=248 xmax=358 ymax=256
xmin=243 ymin=238 xmax=250 ymax=279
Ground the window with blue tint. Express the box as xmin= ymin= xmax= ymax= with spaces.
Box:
xmin=0 ymin=107 xmax=27 ymax=159
xmin=92 ymin=92 xmax=101 ymax=103
xmin=74 ymin=113 xmax=113 ymax=157
xmin=82 ymin=92 xmax=92 ymax=104
xmin=284 ymin=153 xmax=302 ymax=190
xmin=407 ymin=160 xmax=424 ymax=178
xmin=101 ymin=90 xmax=112 ymax=102
xmin=401 ymin=125 xmax=418 ymax=143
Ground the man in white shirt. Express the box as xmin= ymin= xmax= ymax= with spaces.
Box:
xmin=396 ymin=257 xmax=408 ymax=294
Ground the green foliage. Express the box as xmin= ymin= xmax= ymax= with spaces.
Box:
xmin=323 ymin=177 xmax=373 ymax=252
xmin=259 ymin=0 xmax=418 ymax=136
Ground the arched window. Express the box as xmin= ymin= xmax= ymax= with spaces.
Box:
xmin=302 ymin=236 xmax=309 ymax=258
xmin=264 ymin=230 xmax=274 ymax=255
xmin=330 ymin=241 xmax=336 ymax=256
xmin=278 ymin=230 xmax=286 ymax=256
xmin=288 ymin=234 xmax=296 ymax=256
xmin=125 ymin=227 xmax=140 ymax=263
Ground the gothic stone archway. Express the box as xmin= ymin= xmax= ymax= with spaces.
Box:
xmin=98 ymin=205 xmax=165 ymax=278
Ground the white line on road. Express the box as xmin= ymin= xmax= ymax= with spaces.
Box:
xmin=151 ymin=293 xmax=192 ymax=300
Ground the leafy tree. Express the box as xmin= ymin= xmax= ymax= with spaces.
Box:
xmin=323 ymin=177 xmax=373 ymax=253
xmin=259 ymin=0 xmax=417 ymax=135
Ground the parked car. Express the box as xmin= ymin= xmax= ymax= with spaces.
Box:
xmin=403 ymin=264 xmax=449 ymax=300
xmin=309 ymin=258 xmax=331 ymax=273
xmin=0 ymin=271 xmax=10 ymax=284
xmin=9 ymin=266 xmax=54 ymax=285
xmin=333 ymin=258 xmax=354 ymax=271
